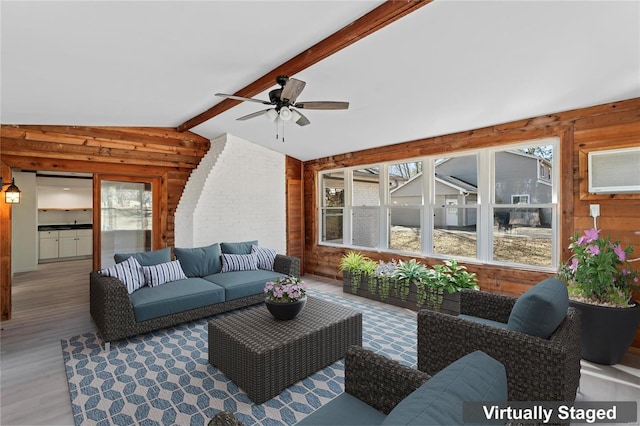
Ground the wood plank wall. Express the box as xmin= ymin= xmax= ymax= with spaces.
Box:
xmin=303 ymin=98 xmax=640 ymax=350
xmin=0 ymin=125 xmax=210 ymax=319
xmin=0 ymin=162 xmax=12 ymax=319
xmin=286 ymin=157 xmax=304 ymax=274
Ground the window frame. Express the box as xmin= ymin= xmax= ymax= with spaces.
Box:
xmin=317 ymin=137 xmax=559 ymax=271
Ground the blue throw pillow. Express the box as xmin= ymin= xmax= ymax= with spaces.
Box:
xmin=507 ymin=277 xmax=568 ymax=339
xmin=220 ymin=240 xmax=258 ymax=255
xmin=382 ymin=351 xmax=507 ymax=426
xmin=174 ymin=243 xmax=222 ymax=277
xmin=114 ymin=247 xmax=171 ymax=266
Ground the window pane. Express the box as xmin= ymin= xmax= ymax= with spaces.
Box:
xmin=101 ymin=180 xmax=152 ymax=267
xmin=389 ymin=161 xmax=423 ymax=205
xmin=435 ymin=155 xmax=478 ymax=205
xmin=322 ymin=171 xmax=344 ymax=207
xmin=495 ymin=146 xmax=553 ymax=204
xmin=353 ymin=167 xmax=379 ymax=206
xmin=433 ymin=207 xmax=477 ymax=258
xmin=493 ymin=207 xmax=553 ymax=267
xmin=352 ymin=207 xmax=378 ymax=247
xmin=321 ymin=208 xmax=343 ymax=243
xmin=389 ymin=207 xmax=421 ymax=253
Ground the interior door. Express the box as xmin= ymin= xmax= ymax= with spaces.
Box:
xmin=94 ymin=175 xmax=160 ymax=270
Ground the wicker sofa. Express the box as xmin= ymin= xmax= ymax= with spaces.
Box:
xmin=418 ymin=279 xmax=582 ymax=402
xmin=209 ymin=346 xmax=507 ymax=425
xmin=90 ymin=242 xmax=300 ymax=348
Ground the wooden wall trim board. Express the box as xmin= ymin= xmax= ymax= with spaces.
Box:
xmin=286 ymin=156 xmax=304 ymax=274
xmin=1 ymin=162 xmax=12 ymax=320
xmin=303 ymin=97 xmax=640 ymax=350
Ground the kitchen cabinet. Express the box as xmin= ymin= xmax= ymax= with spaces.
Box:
xmin=39 ymin=231 xmax=59 ymax=259
xmin=39 ymin=229 xmax=92 ymax=260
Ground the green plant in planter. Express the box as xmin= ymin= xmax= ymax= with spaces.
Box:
xmin=340 ymin=251 xmax=368 ymax=294
xmin=362 ymin=258 xmax=378 ymax=295
xmin=393 ymin=259 xmax=429 ymax=302
xmin=373 ymin=260 xmax=398 ymax=301
xmin=419 ymin=259 xmax=479 ymax=310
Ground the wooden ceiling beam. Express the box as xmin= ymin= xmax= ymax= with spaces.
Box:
xmin=177 ymin=0 xmax=432 ymax=132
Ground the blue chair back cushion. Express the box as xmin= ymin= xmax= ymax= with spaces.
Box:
xmin=381 ymin=351 xmax=507 ymax=426
xmin=507 ymin=277 xmax=568 ymax=339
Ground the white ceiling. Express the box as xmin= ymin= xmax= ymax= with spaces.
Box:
xmin=2 ymin=1 xmax=639 ymax=162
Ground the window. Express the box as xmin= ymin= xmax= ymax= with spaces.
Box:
xmin=318 ymin=138 xmax=558 ymax=270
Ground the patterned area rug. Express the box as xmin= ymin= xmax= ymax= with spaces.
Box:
xmin=62 ymin=289 xmax=417 ymax=425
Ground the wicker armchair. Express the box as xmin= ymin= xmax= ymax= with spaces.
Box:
xmin=209 ymin=346 xmax=430 ymax=426
xmin=417 ymin=289 xmax=581 ymax=402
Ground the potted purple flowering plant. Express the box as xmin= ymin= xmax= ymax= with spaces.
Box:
xmin=557 ymin=227 xmax=640 ymax=364
xmin=557 ymin=227 xmax=638 ymax=308
xmin=264 ymin=276 xmax=307 ymax=320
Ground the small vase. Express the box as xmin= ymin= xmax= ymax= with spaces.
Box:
xmin=569 ymin=299 xmax=640 ymax=365
xmin=266 ymin=296 xmax=307 ymax=320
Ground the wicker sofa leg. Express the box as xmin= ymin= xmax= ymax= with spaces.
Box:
xmin=104 ymin=341 xmax=110 ymax=352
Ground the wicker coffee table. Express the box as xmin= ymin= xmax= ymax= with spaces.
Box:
xmin=208 ymin=296 xmax=362 ymax=404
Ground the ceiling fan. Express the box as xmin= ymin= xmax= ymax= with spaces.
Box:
xmin=215 ymin=75 xmax=349 ymax=127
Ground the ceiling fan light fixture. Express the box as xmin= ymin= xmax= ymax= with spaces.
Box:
xmin=265 ymin=109 xmax=278 ymax=121
xmin=279 ymin=106 xmax=293 ymax=121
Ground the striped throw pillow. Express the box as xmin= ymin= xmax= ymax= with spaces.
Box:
xmin=221 ymin=253 xmax=259 ymax=272
xmin=99 ymin=256 xmax=145 ymax=294
xmin=142 ymin=260 xmax=188 ymax=287
xmin=251 ymin=245 xmax=277 ymax=270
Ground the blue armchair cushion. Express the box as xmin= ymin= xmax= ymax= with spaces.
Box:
xmin=381 ymin=351 xmax=507 ymax=426
xmin=174 ymin=243 xmax=222 ymax=277
xmin=507 ymin=277 xmax=568 ymax=339
xmin=220 ymin=240 xmax=258 ymax=255
xmin=114 ymin=247 xmax=171 ymax=266
xmin=296 ymin=392 xmax=387 ymax=426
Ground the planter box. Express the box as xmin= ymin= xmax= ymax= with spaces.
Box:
xmin=342 ymin=271 xmax=459 ymax=315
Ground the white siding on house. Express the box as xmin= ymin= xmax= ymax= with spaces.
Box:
xmin=175 ymin=134 xmax=286 ymax=254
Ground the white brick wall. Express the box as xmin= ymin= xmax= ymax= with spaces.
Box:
xmin=175 ymin=134 xmax=286 ymax=254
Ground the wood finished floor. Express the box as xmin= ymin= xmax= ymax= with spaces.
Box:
xmin=1 ymin=258 xmax=639 ymax=425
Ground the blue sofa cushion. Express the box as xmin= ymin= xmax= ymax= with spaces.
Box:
xmin=381 ymin=351 xmax=507 ymax=426
xmin=296 ymin=393 xmax=387 ymax=426
xmin=507 ymin=277 xmax=568 ymax=339
xmin=220 ymin=240 xmax=258 ymax=255
xmin=221 ymin=253 xmax=259 ymax=272
xmin=114 ymin=247 xmax=172 ymax=266
xmin=129 ymin=278 xmax=225 ymax=322
xmin=204 ymin=270 xmax=286 ymax=301
xmin=99 ymin=256 xmax=145 ymax=294
xmin=174 ymin=243 xmax=222 ymax=277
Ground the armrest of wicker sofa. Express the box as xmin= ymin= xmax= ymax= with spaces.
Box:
xmin=417 ymin=307 xmax=581 ymax=401
xmin=460 ymin=288 xmax=516 ymax=323
xmin=273 ymin=254 xmax=300 ymax=277
xmin=345 ymin=345 xmax=430 ymax=414
xmin=89 ymin=271 xmax=138 ymax=343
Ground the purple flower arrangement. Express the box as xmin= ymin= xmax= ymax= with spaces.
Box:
xmin=558 ymin=228 xmax=639 ymax=307
xmin=264 ymin=276 xmax=307 ymax=303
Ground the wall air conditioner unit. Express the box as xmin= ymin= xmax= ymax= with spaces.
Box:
xmin=588 ymin=147 xmax=640 ymax=194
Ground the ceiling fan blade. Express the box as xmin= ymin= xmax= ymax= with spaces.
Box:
xmin=236 ymin=109 xmax=273 ymax=121
xmin=280 ymin=78 xmax=306 ymax=103
xmin=215 ymin=93 xmax=272 ymax=105
xmin=294 ymin=101 xmax=349 ymax=110
xmin=292 ymin=109 xmax=311 ymax=126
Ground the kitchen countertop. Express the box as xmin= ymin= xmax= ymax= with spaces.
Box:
xmin=38 ymin=224 xmax=93 ymax=231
